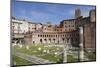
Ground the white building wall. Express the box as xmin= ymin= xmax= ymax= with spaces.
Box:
xmin=36 ymin=24 xmax=43 ymax=30
xmin=21 ymin=21 xmax=29 ymax=33
xmin=12 ymin=19 xmax=23 ymax=34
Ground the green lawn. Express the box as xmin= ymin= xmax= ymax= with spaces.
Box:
xmin=67 ymin=55 xmax=78 ymax=63
xmin=13 ymin=45 xmax=63 ymax=56
xmin=85 ymin=51 xmax=96 ymax=60
xmin=13 ymin=55 xmax=33 ymax=65
xmin=13 ymin=45 xmax=63 ymax=62
xmin=12 ymin=44 xmax=79 ymax=64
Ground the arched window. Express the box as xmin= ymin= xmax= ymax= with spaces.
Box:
xmin=67 ymin=38 xmax=69 ymax=43
xmin=63 ymin=35 xmax=64 ymax=37
xmin=56 ymin=35 xmax=57 ymax=37
xmin=54 ymin=35 xmax=55 ymax=37
xmin=40 ymin=35 xmax=42 ymax=37
xmin=38 ymin=35 xmax=39 ymax=37
xmin=49 ymin=35 xmax=50 ymax=37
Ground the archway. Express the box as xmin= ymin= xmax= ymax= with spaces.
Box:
xmin=40 ymin=39 xmax=42 ymax=43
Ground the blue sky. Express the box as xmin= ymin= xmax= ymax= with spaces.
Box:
xmin=12 ymin=0 xmax=95 ymax=24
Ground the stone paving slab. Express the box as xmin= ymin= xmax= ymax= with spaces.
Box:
xmin=15 ymin=52 xmax=55 ymax=64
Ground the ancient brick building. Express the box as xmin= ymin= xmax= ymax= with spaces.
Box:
xmin=75 ymin=9 xmax=96 ymax=49
xmin=12 ymin=8 xmax=96 ymax=49
xmin=83 ymin=10 xmax=96 ymax=50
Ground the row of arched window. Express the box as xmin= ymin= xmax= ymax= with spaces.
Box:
xmin=38 ymin=33 xmax=79 ymax=38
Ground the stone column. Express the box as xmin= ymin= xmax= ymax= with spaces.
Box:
xmin=20 ymin=39 xmax=22 ymax=44
xmin=63 ymin=39 xmax=68 ymax=63
xmin=79 ymin=27 xmax=84 ymax=61
xmin=63 ymin=45 xmax=67 ymax=63
xmin=68 ymin=38 xmax=71 ymax=48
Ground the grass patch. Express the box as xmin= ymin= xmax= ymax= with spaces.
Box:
xmin=67 ymin=55 xmax=78 ymax=63
xmin=85 ymin=51 xmax=96 ymax=60
xmin=13 ymin=55 xmax=33 ymax=65
xmin=12 ymin=45 xmax=79 ymax=64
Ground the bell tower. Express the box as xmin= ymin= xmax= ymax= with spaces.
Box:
xmin=75 ymin=8 xmax=81 ymax=19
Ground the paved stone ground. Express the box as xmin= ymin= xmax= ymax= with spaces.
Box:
xmin=14 ymin=52 xmax=55 ymax=64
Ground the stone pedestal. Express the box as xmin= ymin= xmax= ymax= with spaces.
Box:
xmin=26 ymin=45 xmax=29 ymax=50
xmin=19 ymin=45 xmax=22 ymax=48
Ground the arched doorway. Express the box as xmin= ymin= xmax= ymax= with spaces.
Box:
xmin=44 ymin=39 xmax=47 ymax=43
xmin=62 ymin=38 xmax=65 ymax=43
xmin=53 ymin=38 xmax=55 ymax=43
xmin=40 ymin=39 xmax=42 ymax=43
xmin=49 ymin=38 xmax=51 ymax=43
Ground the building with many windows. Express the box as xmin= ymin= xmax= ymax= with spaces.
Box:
xmin=11 ymin=8 xmax=96 ymax=49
